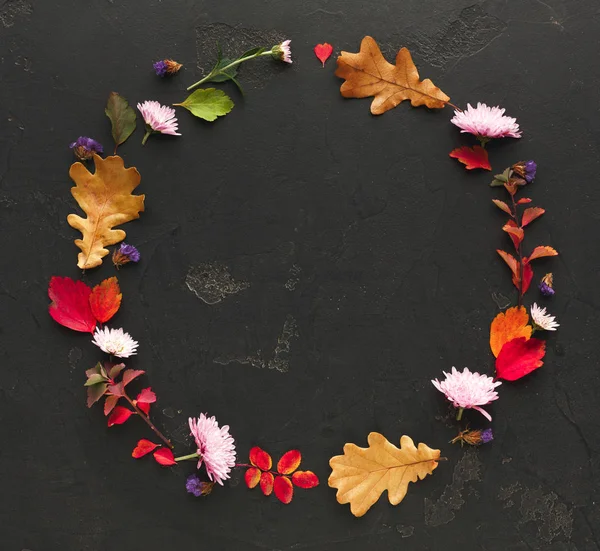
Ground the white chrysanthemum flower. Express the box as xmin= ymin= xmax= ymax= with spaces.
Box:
xmin=92 ymin=327 xmax=139 ymax=358
xmin=530 ymin=303 xmax=560 ymax=331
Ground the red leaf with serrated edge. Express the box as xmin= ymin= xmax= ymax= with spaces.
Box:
xmin=122 ymin=369 xmax=145 ymax=387
xmin=496 ymin=337 xmax=546 ymax=381
xmin=527 ymin=246 xmax=558 ymax=262
xmin=48 ymin=277 xmax=96 ymax=333
xmin=492 ymin=199 xmax=512 ymax=216
xmin=520 ymin=262 xmax=534 ymax=295
xmin=291 ymin=471 xmax=320 ymax=489
xmin=277 ymin=450 xmax=301 ymax=475
xmin=107 ymin=405 xmax=134 ymax=426
xmin=104 ymin=394 xmax=119 ymax=416
xmin=497 ymin=250 xmax=519 ymax=280
xmin=137 ymin=387 xmax=156 ymax=404
xmin=449 ymin=145 xmax=491 ymax=171
xmin=132 ymin=439 xmax=159 ymax=458
xmin=503 ymin=220 xmax=524 ymax=249
xmin=245 ymin=467 xmax=261 ymax=489
xmin=260 ymin=472 xmax=274 ymax=496
xmin=521 ymin=207 xmax=545 ymax=227
xmin=153 ymin=447 xmax=176 ymax=466
xmin=517 ymin=198 xmax=532 ymax=204
xmin=249 ymin=446 xmax=272 ymax=471
xmin=314 ymin=43 xmax=333 ymax=67
xmin=274 ymin=475 xmax=294 ymax=504
xmin=89 ymin=277 xmax=122 ymax=323
xmin=108 ymin=383 xmax=124 ymax=397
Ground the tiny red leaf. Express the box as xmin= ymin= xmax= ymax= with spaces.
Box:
xmin=496 ymin=337 xmax=546 ymax=381
xmin=277 ymin=450 xmax=301 ymax=475
xmin=132 ymin=439 xmax=160 ymax=458
xmin=274 ymin=475 xmax=294 ymax=504
xmin=48 ymin=276 xmax=96 ymax=333
xmin=314 ymin=43 xmax=333 ymax=67
xmin=89 ymin=277 xmax=122 ymax=323
xmin=520 ymin=262 xmax=534 ymax=295
xmin=249 ymin=446 xmax=272 ymax=471
xmin=137 ymin=387 xmax=157 ymax=404
xmin=153 ymin=447 xmax=176 ymax=466
xmin=521 ymin=207 xmax=545 ymax=227
xmin=449 ymin=145 xmax=491 ymax=171
xmin=137 ymin=401 xmax=151 ymax=415
xmin=122 ymin=369 xmax=145 ymax=388
xmin=103 ymin=394 xmax=119 ymax=416
xmin=527 ymin=246 xmax=558 ymax=262
xmin=245 ymin=467 xmax=261 ymax=489
xmin=492 ymin=199 xmax=512 ymax=216
xmin=260 ymin=472 xmax=274 ymax=496
xmin=107 ymin=405 xmax=134 ymax=426
xmin=291 ymin=470 xmax=320 ymax=489
xmin=502 ymin=220 xmax=524 ymax=250
xmin=517 ymin=198 xmax=532 ymax=204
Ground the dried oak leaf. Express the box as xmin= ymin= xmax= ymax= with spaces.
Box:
xmin=490 ymin=306 xmax=532 ymax=358
xmin=329 ymin=433 xmax=440 ymax=517
xmin=68 ymin=155 xmax=144 ymax=270
xmin=335 ymin=36 xmax=449 ymax=115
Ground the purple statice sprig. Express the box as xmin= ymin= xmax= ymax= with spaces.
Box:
xmin=451 ymin=427 xmax=494 ymax=446
xmin=153 ymin=59 xmax=183 ymax=77
xmin=539 ymin=273 xmax=555 ymax=297
xmin=112 ymin=243 xmax=140 ymax=269
xmin=70 ymin=136 xmax=103 ymax=161
xmin=186 ymin=474 xmax=214 ymax=497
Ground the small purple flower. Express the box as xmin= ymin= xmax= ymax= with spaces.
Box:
xmin=524 ymin=160 xmax=537 ymax=183
xmin=70 ymin=136 xmax=103 ymax=161
xmin=481 ymin=428 xmax=494 ymax=444
xmin=153 ymin=60 xmax=168 ymax=77
xmin=112 ymin=243 xmax=140 ymax=268
xmin=186 ymin=474 xmax=214 ymax=497
xmin=539 ymin=273 xmax=555 ymax=297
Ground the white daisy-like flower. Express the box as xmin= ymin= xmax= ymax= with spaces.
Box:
xmin=530 ymin=303 xmax=560 ymax=331
xmin=272 ymin=39 xmax=292 ymax=64
xmin=92 ymin=327 xmax=139 ymax=358
xmin=451 ymin=102 xmax=522 ymax=139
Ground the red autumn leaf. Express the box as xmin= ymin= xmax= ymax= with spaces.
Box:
xmin=502 ymin=220 xmax=524 ymax=250
xmin=245 ymin=467 xmax=261 ymax=489
xmin=492 ymin=199 xmax=512 ymax=216
xmin=260 ymin=472 xmax=274 ymax=496
xmin=521 ymin=207 xmax=545 ymax=228
xmin=291 ymin=471 xmax=320 ymax=489
xmin=89 ymin=277 xmax=122 ymax=323
xmin=132 ymin=439 xmax=160 ymax=458
xmin=277 ymin=450 xmax=301 ymax=475
xmin=153 ymin=447 xmax=176 ymax=466
xmin=520 ymin=262 xmax=534 ymax=295
xmin=137 ymin=387 xmax=157 ymax=404
xmin=517 ymin=198 xmax=532 ymax=204
xmin=249 ymin=446 xmax=272 ymax=471
xmin=496 ymin=337 xmax=546 ymax=381
xmin=108 ymin=363 xmax=126 ymax=379
xmin=497 ymin=250 xmax=533 ymax=294
xmin=107 ymin=405 xmax=134 ymax=426
xmin=449 ymin=145 xmax=491 ymax=171
xmin=314 ymin=42 xmax=333 ymax=67
xmin=48 ymin=276 xmax=96 ymax=333
xmin=108 ymin=382 xmax=124 ymax=397
xmin=527 ymin=246 xmax=558 ymax=262
xmin=104 ymin=394 xmax=119 ymax=416
xmin=122 ymin=369 xmax=145 ymax=388
xmin=137 ymin=401 xmax=150 ymax=415
xmin=497 ymin=250 xmax=518 ymax=280
xmin=274 ymin=475 xmax=294 ymax=504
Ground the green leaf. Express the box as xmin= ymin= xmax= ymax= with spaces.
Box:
xmin=208 ymin=58 xmax=238 ymax=83
xmin=85 ymin=362 xmax=103 ymax=379
xmin=86 ymin=383 xmax=108 ymax=408
xmin=85 ymin=374 xmax=107 ymax=386
xmin=238 ymin=47 xmax=265 ymax=59
xmin=174 ymin=88 xmax=234 ymax=122
xmin=105 ymin=92 xmax=137 ymax=148
xmin=490 ymin=179 xmax=506 ymax=187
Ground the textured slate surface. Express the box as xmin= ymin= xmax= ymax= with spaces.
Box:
xmin=1 ymin=0 xmax=599 ymax=549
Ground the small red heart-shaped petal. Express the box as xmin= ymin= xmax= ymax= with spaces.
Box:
xmin=314 ymin=43 xmax=333 ymax=67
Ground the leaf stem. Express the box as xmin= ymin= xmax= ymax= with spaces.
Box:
xmin=445 ymin=101 xmax=462 ymax=111
xmin=122 ymin=393 xmax=173 ymax=448
xmin=186 ymin=50 xmax=273 ymax=91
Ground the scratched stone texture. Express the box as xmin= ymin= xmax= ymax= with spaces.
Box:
xmin=1 ymin=0 xmax=600 ymax=549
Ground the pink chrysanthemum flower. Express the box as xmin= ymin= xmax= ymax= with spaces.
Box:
xmin=451 ymin=102 xmax=522 ymax=140
xmin=137 ymin=100 xmax=181 ymax=145
xmin=272 ymin=39 xmax=292 ymax=64
xmin=92 ymin=327 xmax=139 ymax=358
xmin=432 ymin=367 xmax=501 ymax=421
xmin=189 ymin=413 xmax=236 ymax=485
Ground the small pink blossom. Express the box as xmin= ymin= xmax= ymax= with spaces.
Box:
xmin=451 ymin=102 xmax=521 ymax=139
xmin=137 ymin=100 xmax=181 ymax=144
xmin=432 ymin=367 xmax=501 ymax=421
xmin=273 ymin=39 xmax=292 ymax=64
xmin=189 ymin=413 xmax=236 ymax=485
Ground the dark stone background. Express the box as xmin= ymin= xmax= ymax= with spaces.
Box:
xmin=1 ymin=0 xmax=599 ymax=549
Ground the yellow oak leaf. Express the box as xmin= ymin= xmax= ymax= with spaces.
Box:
xmin=335 ymin=36 xmax=450 ymax=115
xmin=68 ymin=155 xmax=144 ymax=270
xmin=328 ymin=432 xmax=440 ymax=517
xmin=489 ymin=305 xmax=532 ymax=358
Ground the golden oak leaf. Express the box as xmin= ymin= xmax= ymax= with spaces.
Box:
xmin=335 ymin=36 xmax=450 ymax=115
xmin=68 ymin=155 xmax=144 ymax=270
xmin=328 ymin=432 xmax=440 ymax=517
xmin=489 ymin=305 xmax=532 ymax=358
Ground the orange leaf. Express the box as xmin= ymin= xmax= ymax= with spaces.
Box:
xmin=497 ymin=250 xmax=518 ymax=280
xmin=260 ymin=472 xmax=274 ymax=496
xmin=502 ymin=221 xmax=524 ymax=249
xmin=449 ymin=145 xmax=491 ymax=171
xmin=335 ymin=36 xmax=449 ymax=115
xmin=292 ymin=471 xmax=320 ymax=489
xmin=521 ymin=207 xmax=545 ymax=227
xmin=492 ymin=199 xmax=512 ymax=216
xmin=277 ymin=450 xmax=301 ymax=475
xmin=274 ymin=475 xmax=294 ymax=504
xmin=68 ymin=155 xmax=144 ymax=269
xmin=249 ymin=446 xmax=272 ymax=471
xmin=496 ymin=337 xmax=546 ymax=381
xmin=489 ymin=306 xmax=532 ymax=358
xmin=517 ymin=198 xmax=532 ymax=204
xmin=527 ymin=246 xmax=558 ymax=262
xmin=89 ymin=277 xmax=122 ymax=323
xmin=245 ymin=467 xmax=261 ymax=489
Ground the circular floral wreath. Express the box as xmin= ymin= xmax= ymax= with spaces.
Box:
xmin=50 ymin=35 xmax=559 ymax=516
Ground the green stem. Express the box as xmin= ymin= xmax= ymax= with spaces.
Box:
xmin=456 ymin=407 xmax=464 ymax=421
xmin=175 ymin=452 xmax=200 ymax=462
xmin=186 ymin=50 xmax=273 ymax=91
xmin=141 ymin=130 xmax=151 ymax=146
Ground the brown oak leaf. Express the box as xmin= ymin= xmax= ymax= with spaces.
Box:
xmin=335 ymin=36 xmax=450 ymax=115
xmin=328 ymin=432 xmax=440 ymax=517
xmin=68 ymin=155 xmax=144 ymax=269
